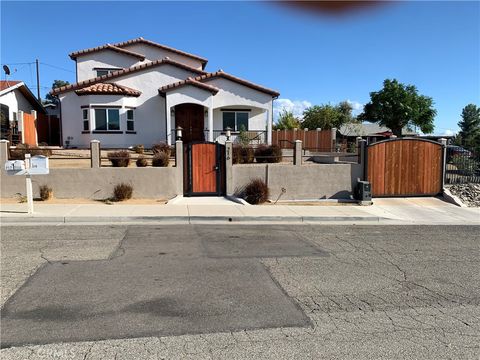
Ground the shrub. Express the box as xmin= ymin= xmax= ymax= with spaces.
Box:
xmin=254 ymin=145 xmax=282 ymax=163
xmin=107 ymin=150 xmax=131 ymax=167
xmin=233 ymin=145 xmax=255 ymax=164
xmin=152 ymin=152 xmax=169 ymax=167
xmin=152 ymin=142 xmax=171 ymax=157
xmin=242 ymin=178 xmax=269 ymax=205
xmin=113 ymin=183 xmax=133 ymax=201
xmin=133 ymin=144 xmax=144 ymax=154
xmin=136 ymin=156 xmax=148 ymax=167
xmin=9 ymin=143 xmax=52 ymax=160
xmin=39 ymin=185 xmax=53 ymax=201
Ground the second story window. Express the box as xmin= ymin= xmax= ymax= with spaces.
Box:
xmin=96 ymin=70 xmax=109 ymax=77
xmin=94 ymin=109 xmax=120 ymax=131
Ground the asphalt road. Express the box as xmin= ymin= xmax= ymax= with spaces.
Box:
xmin=1 ymin=225 xmax=479 ymax=359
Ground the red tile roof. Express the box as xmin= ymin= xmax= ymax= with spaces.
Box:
xmin=0 ymin=80 xmax=22 ymax=91
xmin=75 ymin=83 xmax=141 ymax=97
xmin=69 ymin=44 xmax=146 ymax=60
xmin=51 ymin=58 xmax=206 ymax=95
xmin=195 ymin=70 xmax=280 ymax=97
xmin=158 ymin=77 xmax=219 ymax=95
xmin=113 ymin=37 xmax=208 ymax=67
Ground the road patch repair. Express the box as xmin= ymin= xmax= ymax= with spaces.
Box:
xmin=0 ymin=226 xmax=316 ymax=348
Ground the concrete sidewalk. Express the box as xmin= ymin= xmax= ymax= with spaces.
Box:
xmin=1 ymin=197 xmax=479 ymax=225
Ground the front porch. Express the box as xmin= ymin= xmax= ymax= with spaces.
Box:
xmin=161 ymin=81 xmax=273 ymax=146
xmin=166 ymin=103 xmax=270 ymax=145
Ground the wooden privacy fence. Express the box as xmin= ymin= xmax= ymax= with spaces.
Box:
xmin=22 ymin=112 xmax=37 ymax=146
xmin=367 ymin=138 xmax=443 ymax=197
xmin=272 ymin=129 xmax=334 ymax=151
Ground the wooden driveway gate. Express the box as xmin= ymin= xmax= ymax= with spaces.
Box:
xmin=367 ymin=138 xmax=443 ymax=197
xmin=184 ymin=142 xmax=226 ymax=196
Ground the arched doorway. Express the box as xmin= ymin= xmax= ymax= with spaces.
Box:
xmin=175 ymin=103 xmax=205 ymax=143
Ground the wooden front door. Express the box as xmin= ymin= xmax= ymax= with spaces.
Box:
xmin=175 ymin=103 xmax=205 ymax=143
xmin=185 ymin=142 xmax=225 ymax=196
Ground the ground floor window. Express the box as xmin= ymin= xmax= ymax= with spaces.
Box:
xmin=82 ymin=109 xmax=89 ymax=131
xmin=222 ymin=111 xmax=249 ymax=131
xmin=127 ymin=109 xmax=134 ymax=131
xmin=94 ymin=109 xmax=120 ymax=131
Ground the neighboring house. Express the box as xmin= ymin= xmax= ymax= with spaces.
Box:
xmin=338 ymin=122 xmax=418 ymax=145
xmin=52 ymin=37 xmax=280 ymax=148
xmin=0 ymin=80 xmax=46 ymax=145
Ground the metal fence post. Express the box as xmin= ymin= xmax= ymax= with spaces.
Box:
xmin=90 ymin=140 xmax=101 ymax=168
xmin=359 ymin=139 xmax=367 ymax=180
xmin=294 ymin=140 xmax=302 ymax=166
xmin=175 ymin=140 xmax=184 ymax=195
xmin=225 ymin=140 xmax=233 ymax=195
xmin=439 ymin=138 xmax=447 ymax=189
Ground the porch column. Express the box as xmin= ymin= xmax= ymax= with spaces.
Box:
xmin=208 ymin=96 xmax=214 ymax=142
xmin=166 ymin=96 xmax=172 ymax=146
xmin=267 ymin=106 xmax=273 ymax=145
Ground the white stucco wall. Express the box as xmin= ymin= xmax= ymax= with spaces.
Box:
xmin=121 ymin=43 xmax=204 ymax=70
xmin=61 ymin=64 xmax=200 ymax=148
xmin=0 ymin=88 xmax=36 ymax=121
xmin=203 ymin=78 xmax=273 ymax=110
xmin=76 ymin=50 xmax=145 ymax=81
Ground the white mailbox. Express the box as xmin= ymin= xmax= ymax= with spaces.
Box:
xmin=30 ymin=155 xmax=49 ymax=174
xmin=4 ymin=160 xmax=26 ymax=172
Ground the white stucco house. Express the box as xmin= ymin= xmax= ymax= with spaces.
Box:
xmin=52 ymin=37 xmax=280 ymax=148
xmin=1 ymin=80 xmax=46 ymax=144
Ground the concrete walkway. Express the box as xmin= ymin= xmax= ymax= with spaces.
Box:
xmin=1 ymin=197 xmax=479 ymax=225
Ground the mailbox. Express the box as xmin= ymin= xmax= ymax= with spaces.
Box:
xmin=29 ymin=155 xmax=49 ymax=174
xmin=4 ymin=160 xmax=26 ymax=172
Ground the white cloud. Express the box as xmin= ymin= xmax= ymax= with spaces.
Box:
xmin=441 ymin=129 xmax=457 ymax=136
xmin=346 ymin=99 xmax=364 ymax=114
xmin=273 ymin=98 xmax=312 ymax=121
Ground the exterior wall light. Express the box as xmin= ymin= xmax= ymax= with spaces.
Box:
xmin=176 ymin=126 xmax=183 ymax=141
xmin=225 ymin=127 xmax=232 ymax=140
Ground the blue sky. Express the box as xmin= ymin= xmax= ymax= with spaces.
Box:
xmin=1 ymin=1 xmax=479 ymax=135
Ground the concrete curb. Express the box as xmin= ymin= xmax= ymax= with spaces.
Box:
xmin=1 ymin=214 xmax=384 ymax=225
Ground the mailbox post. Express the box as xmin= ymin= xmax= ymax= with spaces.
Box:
xmin=4 ymin=154 xmax=49 ymax=214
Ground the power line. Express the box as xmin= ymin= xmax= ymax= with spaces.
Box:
xmin=40 ymin=62 xmax=75 ymax=74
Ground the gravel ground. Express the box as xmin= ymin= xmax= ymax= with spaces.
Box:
xmin=446 ymin=183 xmax=480 ymax=207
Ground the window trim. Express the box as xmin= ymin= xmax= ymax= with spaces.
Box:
xmin=94 ymin=108 xmax=121 ymax=132
xmin=222 ymin=111 xmax=249 ymax=131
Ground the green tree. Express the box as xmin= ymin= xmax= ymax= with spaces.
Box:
xmin=358 ymin=79 xmax=436 ymax=136
xmin=274 ymin=110 xmax=301 ymax=130
xmin=458 ymin=104 xmax=480 ymax=151
xmin=44 ymin=80 xmax=70 ymax=105
xmin=301 ymin=104 xmax=344 ymax=130
xmin=337 ymin=100 xmax=355 ymax=125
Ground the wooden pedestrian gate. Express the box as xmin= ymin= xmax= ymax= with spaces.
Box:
xmin=367 ymin=138 xmax=443 ymax=197
xmin=184 ymin=142 xmax=226 ymax=196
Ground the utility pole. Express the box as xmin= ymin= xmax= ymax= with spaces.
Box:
xmin=35 ymin=59 xmax=40 ymax=101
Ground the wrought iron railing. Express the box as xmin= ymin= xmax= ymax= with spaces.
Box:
xmin=445 ymin=146 xmax=480 ymax=184
xmin=170 ymin=129 xmax=267 ymax=145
